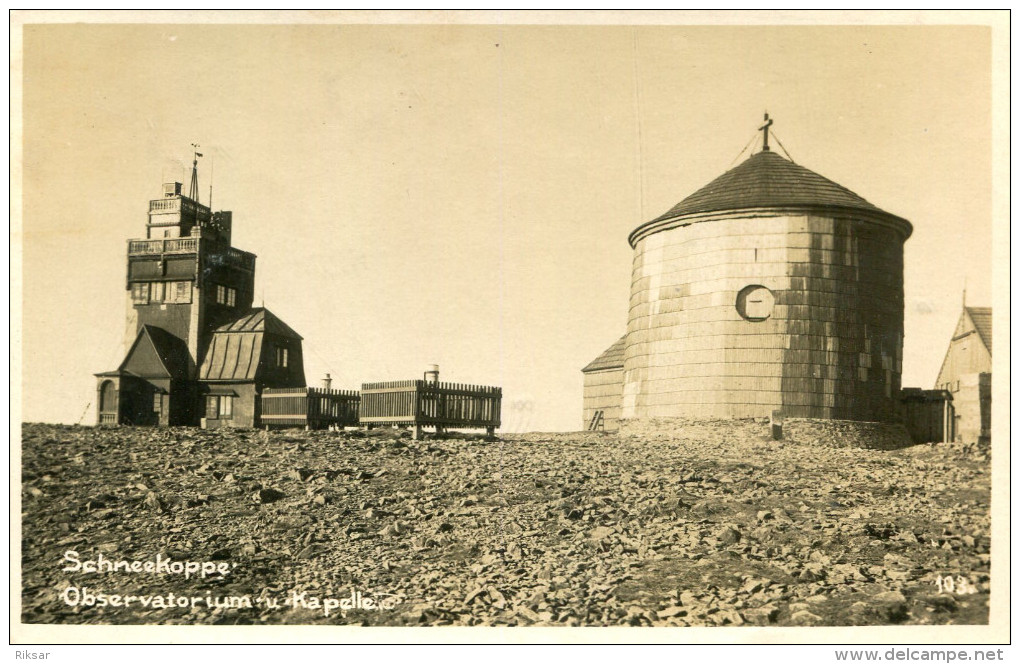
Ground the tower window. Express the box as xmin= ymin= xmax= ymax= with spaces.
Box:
xmin=171 ymin=281 xmax=192 ymax=303
xmin=215 ymin=285 xmax=237 ymax=307
xmin=276 ymin=346 xmax=289 ymax=368
xmin=131 ymin=282 xmax=150 ymax=305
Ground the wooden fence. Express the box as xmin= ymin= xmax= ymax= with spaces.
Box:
xmin=900 ymin=388 xmax=954 ymax=443
xmin=360 ymin=380 xmax=502 ymax=435
xmin=260 ymin=387 xmax=361 ymax=429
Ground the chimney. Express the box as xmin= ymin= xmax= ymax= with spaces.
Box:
xmin=322 ymin=373 xmax=332 ymax=391
xmin=424 ymin=364 xmax=439 ymax=384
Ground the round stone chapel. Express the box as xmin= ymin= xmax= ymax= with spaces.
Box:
xmin=582 ymin=128 xmax=913 ymax=431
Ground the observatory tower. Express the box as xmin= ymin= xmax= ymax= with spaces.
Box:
xmin=95 ymin=148 xmax=306 ymax=427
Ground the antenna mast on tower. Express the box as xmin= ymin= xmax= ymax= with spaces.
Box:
xmin=209 ymin=154 xmax=214 ymax=209
xmin=189 ymin=143 xmax=203 ymax=202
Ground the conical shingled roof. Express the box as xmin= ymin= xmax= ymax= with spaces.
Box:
xmin=646 ymin=150 xmax=907 ymax=225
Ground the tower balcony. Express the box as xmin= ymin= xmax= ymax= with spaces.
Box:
xmin=149 ymin=196 xmax=212 ymax=220
xmin=129 ymin=237 xmax=199 ymax=255
xmin=127 ymin=234 xmax=256 ymax=272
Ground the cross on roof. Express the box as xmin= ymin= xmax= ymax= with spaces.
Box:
xmin=759 ymin=113 xmax=773 ymax=152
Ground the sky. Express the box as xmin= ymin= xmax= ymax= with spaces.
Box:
xmin=15 ymin=16 xmax=1002 ymax=432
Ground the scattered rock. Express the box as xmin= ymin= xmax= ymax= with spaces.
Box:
xmin=743 ymin=604 xmax=780 ymax=625
xmin=295 ymin=545 xmax=323 ymax=559
xmin=143 ymin=491 xmax=165 ymax=512
xmin=252 ymin=488 xmax=285 ymax=504
xmin=658 ymin=605 xmax=686 ymax=619
xmin=18 ymin=423 xmax=991 ymax=627
xmin=790 ymin=609 xmax=824 ymax=625
xmin=718 ymin=526 xmax=741 ymax=545
xmin=286 ymin=468 xmax=313 ymax=482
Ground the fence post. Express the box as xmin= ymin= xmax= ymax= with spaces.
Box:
xmin=770 ymin=410 xmax=783 ymax=441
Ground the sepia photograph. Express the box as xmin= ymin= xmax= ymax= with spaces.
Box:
xmin=10 ymin=10 xmax=1009 ymax=649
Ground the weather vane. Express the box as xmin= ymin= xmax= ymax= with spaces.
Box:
xmin=189 ymin=143 xmax=203 ymax=201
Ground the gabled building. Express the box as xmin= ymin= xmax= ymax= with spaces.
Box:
xmin=199 ymin=308 xmax=306 ymax=428
xmin=934 ymin=305 xmax=992 ymax=444
xmin=95 ymin=155 xmax=307 ymax=428
xmin=95 ymin=324 xmax=194 ymax=426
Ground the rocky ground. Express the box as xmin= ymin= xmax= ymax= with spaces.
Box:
xmin=20 ymin=421 xmax=991 ymax=626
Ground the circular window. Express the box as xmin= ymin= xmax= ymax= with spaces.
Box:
xmin=737 ymin=285 xmax=775 ymax=321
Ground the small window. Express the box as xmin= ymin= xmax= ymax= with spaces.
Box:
xmin=153 ymin=393 xmax=162 ymax=413
xmin=205 ymin=395 xmax=233 ymax=419
xmin=131 ymin=282 xmax=150 ymax=305
xmin=173 ymin=281 xmax=192 ymax=303
xmin=151 ymin=282 xmax=165 ymax=302
xmin=276 ymin=346 xmax=289 ymax=368
xmin=214 ymin=285 xmax=237 ymax=307
xmin=736 ymin=285 xmax=775 ymax=321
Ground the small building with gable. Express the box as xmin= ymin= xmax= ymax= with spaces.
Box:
xmin=199 ymin=308 xmax=306 ymax=428
xmin=581 ymin=335 xmax=626 ymax=431
xmin=934 ymin=305 xmax=992 ymax=444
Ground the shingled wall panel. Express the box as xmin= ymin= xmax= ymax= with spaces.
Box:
xmin=620 ymin=212 xmax=906 ymax=423
xmin=582 ymin=367 xmax=624 ymax=431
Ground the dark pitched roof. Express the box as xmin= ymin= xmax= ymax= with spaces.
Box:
xmin=647 ymin=150 xmax=908 ymax=225
xmin=582 ymin=335 xmax=627 ymax=372
xmin=117 ymin=325 xmax=191 ymax=380
xmin=966 ymin=306 xmax=992 ymax=354
xmin=213 ymin=308 xmax=303 ymax=339
xmin=200 ymin=308 xmax=302 ymax=382
xmin=200 ymin=329 xmax=262 ymax=381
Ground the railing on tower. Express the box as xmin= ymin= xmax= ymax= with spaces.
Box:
xmin=126 ymin=236 xmax=255 ymax=271
xmin=149 ymin=197 xmax=211 ymax=221
xmin=128 ymin=237 xmax=199 ymax=255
